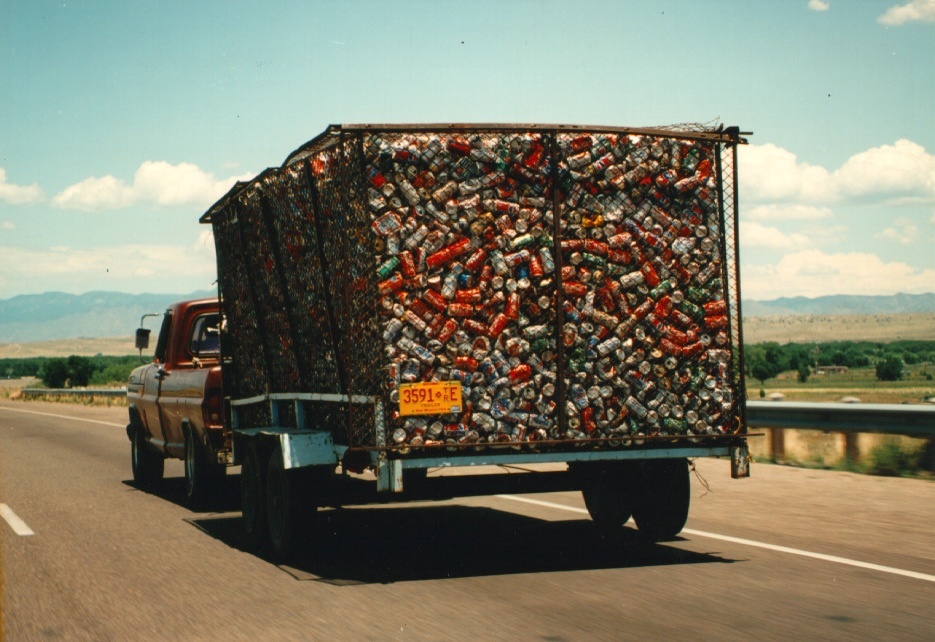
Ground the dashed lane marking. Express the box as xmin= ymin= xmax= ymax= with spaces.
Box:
xmin=1 ymin=503 xmax=35 ymax=536
xmin=496 ymin=494 xmax=935 ymax=583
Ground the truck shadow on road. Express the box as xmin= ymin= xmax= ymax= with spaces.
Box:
xmin=187 ymin=502 xmax=739 ymax=585
xmin=122 ymin=475 xmax=243 ymax=513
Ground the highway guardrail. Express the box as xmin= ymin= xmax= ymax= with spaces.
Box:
xmin=746 ymin=401 xmax=935 ymax=439
xmin=21 ymin=388 xmax=127 ymax=399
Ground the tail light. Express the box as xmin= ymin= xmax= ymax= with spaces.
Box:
xmin=203 ymin=371 xmax=224 ymax=428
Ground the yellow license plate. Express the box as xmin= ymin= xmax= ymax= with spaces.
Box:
xmin=398 ymin=381 xmax=463 ymax=417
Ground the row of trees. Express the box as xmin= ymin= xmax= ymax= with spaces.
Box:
xmin=1 ymin=355 xmax=140 ymax=388
xmin=744 ymin=340 xmax=933 ymax=385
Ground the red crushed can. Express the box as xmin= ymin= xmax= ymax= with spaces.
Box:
xmin=504 ymin=291 xmax=521 ymax=320
xmin=398 ymin=250 xmax=417 ymax=277
xmin=488 ymin=312 xmax=509 ymax=337
xmin=509 ymin=363 xmax=532 ymax=383
xmin=464 ymin=248 xmax=487 ymax=272
xmin=454 ymin=288 xmax=482 ymax=304
xmin=563 ymin=281 xmax=588 ymax=297
xmin=426 ymin=238 xmax=472 ymax=269
xmin=448 ymin=302 xmax=476 ymax=318
xmin=705 ymin=314 xmax=728 ymax=330
xmin=436 ymin=319 xmax=459 ymax=344
xmin=454 ymin=355 xmax=479 ymax=372
xmin=423 ymin=289 xmax=448 ymax=312
xmin=703 ymin=300 xmax=727 ymax=316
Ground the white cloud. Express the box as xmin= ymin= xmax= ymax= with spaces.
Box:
xmin=742 ymin=250 xmax=935 ymax=299
xmin=833 ymin=139 xmax=935 ymax=199
xmin=741 ymin=221 xmax=814 ymax=251
xmin=878 ymin=0 xmax=935 ymax=25
xmin=0 ymin=239 xmax=217 ymax=297
xmin=740 ymin=139 xmax=935 ymax=206
xmin=52 ymin=161 xmax=252 ymax=211
xmin=808 ymin=0 xmax=830 ymax=12
xmin=745 ymin=203 xmax=834 ymax=221
xmin=738 ymin=144 xmax=833 ymax=203
xmin=1 ymin=221 xmax=14 ymax=230
xmin=51 ymin=175 xmax=135 ymax=211
xmin=0 ymin=167 xmax=45 ymax=205
xmin=875 ymin=218 xmax=919 ymax=245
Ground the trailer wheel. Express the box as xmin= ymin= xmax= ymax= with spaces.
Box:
xmin=631 ymin=459 xmax=691 ymax=541
xmin=130 ymin=424 xmax=164 ymax=489
xmin=266 ymin=445 xmax=309 ymax=563
xmin=184 ymin=425 xmax=224 ymax=508
xmin=240 ymin=442 xmax=267 ymax=553
xmin=581 ymin=464 xmax=636 ymax=539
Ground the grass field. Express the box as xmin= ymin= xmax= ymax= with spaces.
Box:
xmin=0 ymin=337 xmax=136 ymax=359
xmin=742 ymin=312 xmax=935 ymax=344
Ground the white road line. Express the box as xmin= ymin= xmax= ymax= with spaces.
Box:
xmin=1 ymin=503 xmax=35 ymax=536
xmin=0 ymin=405 xmax=124 ymax=428
xmin=496 ymin=494 xmax=935 ymax=583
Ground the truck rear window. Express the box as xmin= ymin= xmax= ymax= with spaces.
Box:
xmin=189 ymin=313 xmax=221 ymax=357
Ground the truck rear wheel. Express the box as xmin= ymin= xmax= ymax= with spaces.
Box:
xmin=130 ymin=424 xmax=164 ymax=489
xmin=581 ymin=464 xmax=636 ymax=539
xmin=241 ymin=442 xmax=267 ymax=552
xmin=184 ymin=425 xmax=224 ymax=508
xmin=631 ymin=458 xmax=691 ymax=541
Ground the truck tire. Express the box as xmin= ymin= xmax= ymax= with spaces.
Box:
xmin=581 ymin=464 xmax=636 ymax=539
xmin=241 ymin=442 xmax=267 ymax=553
xmin=130 ymin=424 xmax=164 ymax=489
xmin=265 ymin=445 xmax=310 ymax=563
xmin=631 ymin=458 xmax=691 ymax=541
xmin=184 ymin=425 xmax=224 ymax=508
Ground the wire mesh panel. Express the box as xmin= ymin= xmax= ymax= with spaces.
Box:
xmin=719 ymin=140 xmax=747 ymax=431
xmin=205 ymin=124 xmax=747 ymax=448
xmin=261 ymin=163 xmax=341 ymax=395
xmin=552 ymin=130 xmax=743 ymax=441
xmin=212 ymin=199 xmax=269 ymax=401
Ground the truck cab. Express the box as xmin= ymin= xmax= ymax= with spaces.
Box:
xmin=126 ymin=298 xmax=228 ymax=504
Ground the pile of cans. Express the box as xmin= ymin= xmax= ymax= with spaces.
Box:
xmin=207 ymin=125 xmax=741 ymax=449
xmin=362 ymin=130 xmax=738 ymax=449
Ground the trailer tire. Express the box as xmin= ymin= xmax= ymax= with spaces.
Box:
xmin=581 ymin=465 xmax=635 ymax=539
xmin=241 ymin=442 xmax=267 ymax=553
xmin=266 ymin=445 xmax=309 ymax=563
xmin=184 ymin=425 xmax=224 ymax=508
xmin=130 ymin=423 xmax=164 ymax=489
xmin=632 ymin=459 xmax=691 ymax=541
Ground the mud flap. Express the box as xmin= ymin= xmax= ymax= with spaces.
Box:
xmin=730 ymin=441 xmax=751 ymax=478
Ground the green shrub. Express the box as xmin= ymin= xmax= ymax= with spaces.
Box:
xmin=867 ymin=442 xmax=921 ymax=476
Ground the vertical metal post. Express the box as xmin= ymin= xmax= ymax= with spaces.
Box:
xmin=729 ymin=136 xmax=748 ymax=427
xmin=549 ymin=133 xmax=567 ymax=439
xmin=294 ymin=399 xmax=306 ymax=431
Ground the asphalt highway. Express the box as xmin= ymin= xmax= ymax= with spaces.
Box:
xmin=1 ymin=400 xmax=933 ymax=641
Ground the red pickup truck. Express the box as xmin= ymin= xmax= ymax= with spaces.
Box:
xmin=126 ymin=298 xmax=228 ymax=504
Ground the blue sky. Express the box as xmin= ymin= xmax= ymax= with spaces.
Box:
xmin=1 ymin=0 xmax=933 ymax=301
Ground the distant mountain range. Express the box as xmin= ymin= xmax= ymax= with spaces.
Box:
xmin=0 ymin=290 xmax=933 ymax=343
xmin=0 ymin=291 xmax=215 ymax=343
xmin=740 ymin=292 xmax=935 ymax=317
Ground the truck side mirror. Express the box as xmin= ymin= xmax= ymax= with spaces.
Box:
xmin=135 ymin=328 xmax=151 ymax=350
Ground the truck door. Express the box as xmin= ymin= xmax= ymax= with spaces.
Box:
xmin=156 ymin=309 xmax=220 ymax=458
xmin=138 ymin=310 xmax=174 ymax=451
